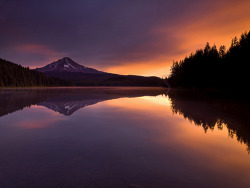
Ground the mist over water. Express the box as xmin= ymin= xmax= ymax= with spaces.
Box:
xmin=0 ymin=88 xmax=249 ymax=188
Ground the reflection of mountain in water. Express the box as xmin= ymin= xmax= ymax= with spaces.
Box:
xmin=40 ymin=99 xmax=97 ymax=116
xmin=0 ymin=87 xmax=168 ymax=117
xmin=39 ymin=95 xmax=103 ymax=116
xmin=168 ymin=89 xmax=250 ymax=153
xmin=39 ymin=95 xmax=107 ymax=116
xmin=3 ymin=87 xmax=249 ymax=152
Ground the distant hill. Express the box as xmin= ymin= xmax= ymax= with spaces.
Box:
xmin=0 ymin=58 xmax=72 ymax=87
xmin=36 ymin=57 xmax=166 ymax=87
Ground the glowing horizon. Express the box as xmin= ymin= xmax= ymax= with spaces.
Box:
xmin=1 ymin=0 xmax=250 ymax=77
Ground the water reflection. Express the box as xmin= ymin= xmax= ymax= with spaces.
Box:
xmin=0 ymin=87 xmax=168 ymax=117
xmin=1 ymin=88 xmax=249 ymax=151
xmin=167 ymin=89 xmax=250 ymax=152
xmin=0 ymin=88 xmax=250 ymax=188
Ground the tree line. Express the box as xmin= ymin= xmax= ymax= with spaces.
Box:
xmin=167 ymin=30 xmax=250 ymax=90
xmin=0 ymin=58 xmax=72 ymax=87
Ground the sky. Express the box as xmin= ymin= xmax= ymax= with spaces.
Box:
xmin=0 ymin=0 xmax=250 ymax=77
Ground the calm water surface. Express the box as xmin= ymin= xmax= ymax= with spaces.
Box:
xmin=0 ymin=87 xmax=249 ymax=188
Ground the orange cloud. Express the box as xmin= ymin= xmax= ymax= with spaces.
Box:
xmin=13 ymin=44 xmax=60 ymax=55
xmin=12 ymin=44 xmax=66 ymax=69
xmin=104 ymin=0 xmax=250 ymax=77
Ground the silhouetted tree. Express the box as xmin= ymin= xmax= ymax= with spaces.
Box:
xmin=167 ymin=30 xmax=250 ymax=90
xmin=0 ymin=58 xmax=72 ymax=87
xmin=219 ymin=45 xmax=226 ymax=58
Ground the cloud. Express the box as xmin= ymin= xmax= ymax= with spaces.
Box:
xmin=0 ymin=0 xmax=250 ymax=76
xmin=12 ymin=44 xmax=62 ymax=56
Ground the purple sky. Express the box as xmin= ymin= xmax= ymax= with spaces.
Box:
xmin=1 ymin=0 xmax=250 ymax=77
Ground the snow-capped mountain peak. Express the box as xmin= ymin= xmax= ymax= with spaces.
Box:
xmin=36 ymin=57 xmax=102 ymax=74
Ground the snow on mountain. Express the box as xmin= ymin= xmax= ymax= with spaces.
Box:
xmin=36 ymin=57 xmax=103 ymax=74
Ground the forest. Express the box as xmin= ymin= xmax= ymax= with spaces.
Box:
xmin=0 ymin=58 xmax=72 ymax=87
xmin=167 ymin=30 xmax=250 ymax=90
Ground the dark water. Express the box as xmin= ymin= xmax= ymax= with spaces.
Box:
xmin=0 ymin=87 xmax=249 ymax=188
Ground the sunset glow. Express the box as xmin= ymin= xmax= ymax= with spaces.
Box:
xmin=1 ymin=0 xmax=250 ymax=77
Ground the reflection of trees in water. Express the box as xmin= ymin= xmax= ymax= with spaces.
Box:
xmin=168 ymin=89 xmax=250 ymax=153
xmin=0 ymin=88 xmax=167 ymax=117
xmin=0 ymin=89 xmax=55 ymax=117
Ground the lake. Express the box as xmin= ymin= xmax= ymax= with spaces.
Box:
xmin=0 ymin=87 xmax=249 ymax=188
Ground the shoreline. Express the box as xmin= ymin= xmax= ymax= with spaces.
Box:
xmin=0 ymin=86 xmax=168 ymax=90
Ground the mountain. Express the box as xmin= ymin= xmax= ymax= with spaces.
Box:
xmin=36 ymin=57 xmax=166 ymax=87
xmin=36 ymin=57 xmax=104 ymax=74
